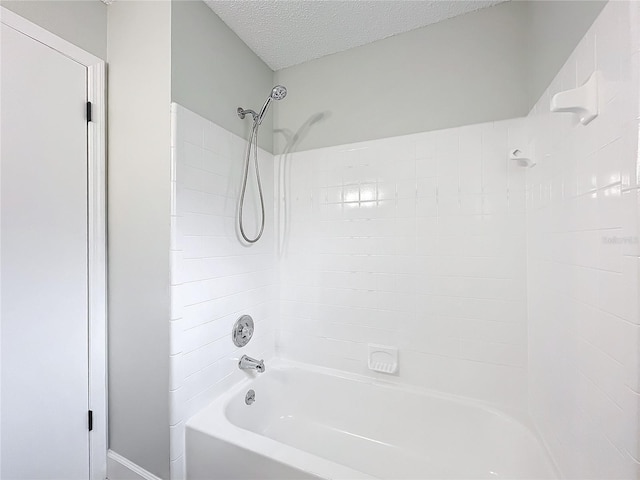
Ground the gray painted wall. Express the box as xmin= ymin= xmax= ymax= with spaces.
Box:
xmin=0 ymin=0 xmax=107 ymax=59
xmin=527 ymin=0 xmax=606 ymax=105
xmin=273 ymin=1 xmax=529 ymax=154
xmin=273 ymin=0 xmax=605 ymax=154
xmin=171 ymin=0 xmax=274 ymax=152
xmin=107 ymin=2 xmax=171 ymax=478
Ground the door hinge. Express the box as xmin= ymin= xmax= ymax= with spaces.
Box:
xmin=86 ymin=102 xmax=92 ymax=123
xmin=88 ymin=410 xmax=93 ymax=431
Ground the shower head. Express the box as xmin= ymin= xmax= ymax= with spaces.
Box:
xmin=270 ymin=85 xmax=287 ymax=101
xmin=256 ymin=85 xmax=287 ymax=123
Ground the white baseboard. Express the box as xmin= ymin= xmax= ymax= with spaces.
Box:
xmin=107 ymin=450 xmax=163 ymax=480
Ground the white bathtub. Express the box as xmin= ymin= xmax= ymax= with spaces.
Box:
xmin=186 ymin=360 xmax=557 ymax=479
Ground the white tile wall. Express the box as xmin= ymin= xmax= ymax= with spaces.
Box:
xmin=169 ymin=104 xmax=277 ymax=479
xmin=275 ymin=117 xmax=530 ymax=412
xmin=169 ymin=4 xmax=640 ymax=477
xmin=526 ymin=1 xmax=640 ymax=477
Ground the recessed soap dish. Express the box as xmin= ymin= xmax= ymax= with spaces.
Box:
xmin=368 ymin=344 xmax=398 ymax=374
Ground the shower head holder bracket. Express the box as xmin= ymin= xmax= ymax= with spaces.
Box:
xmin=237 ymin=107 xmax=258 ymax=121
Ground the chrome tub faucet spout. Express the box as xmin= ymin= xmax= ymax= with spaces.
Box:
xmin=239 ymin=355 xmax=265 ymax=373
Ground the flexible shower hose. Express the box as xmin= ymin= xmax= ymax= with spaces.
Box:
xmin=238 ymin=120 xmax=265 ymax=244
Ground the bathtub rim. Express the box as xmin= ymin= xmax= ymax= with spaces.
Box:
xmin=186 ymin=360 xmax=375 ymax=479
xmin=186 ymin=357 xmax=559 ymax=479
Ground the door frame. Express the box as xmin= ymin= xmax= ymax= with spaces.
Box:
xmin=0 ymin=7 xmax=108 ymax=480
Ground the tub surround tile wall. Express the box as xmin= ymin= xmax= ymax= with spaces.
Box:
xmin=170 ymin=3 xmax=640 ymax=475
xmin=525 ymin=1 xmax=640 ymax=477
xmin=276 ymin=118 xmax=530 ymax=413
xmin=169 ymin=104 xmax=277 ymax=479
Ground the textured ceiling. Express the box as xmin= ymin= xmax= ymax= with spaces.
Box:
xmin=205 ymin=1 xmax=507 ymax=71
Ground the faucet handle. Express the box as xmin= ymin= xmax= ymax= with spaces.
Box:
xmin=233 ymin=315 xmax=255 ymax=348
xmin=256 ymin=359 xmax=265 ymax=373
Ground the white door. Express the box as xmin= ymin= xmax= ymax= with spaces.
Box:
xmin=1 ymin=22 xmax=91 ymax=479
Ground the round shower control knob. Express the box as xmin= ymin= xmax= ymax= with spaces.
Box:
xmin=232 ymin=315 xmax=254 ymax=347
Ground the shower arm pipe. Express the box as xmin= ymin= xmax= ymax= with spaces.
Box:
xmin=237 ymin=97 xmax=273 ymax=125
xmin=237 ymin=107 xmax=258 ymax=122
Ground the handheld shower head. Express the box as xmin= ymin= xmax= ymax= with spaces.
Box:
xmin=257 ymin=85 xmax=287 ymax=123
xmin=236 ymin=85 xmax=289 ymax=243
xmin=270 ymin=85 xmax=287 ymax=100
